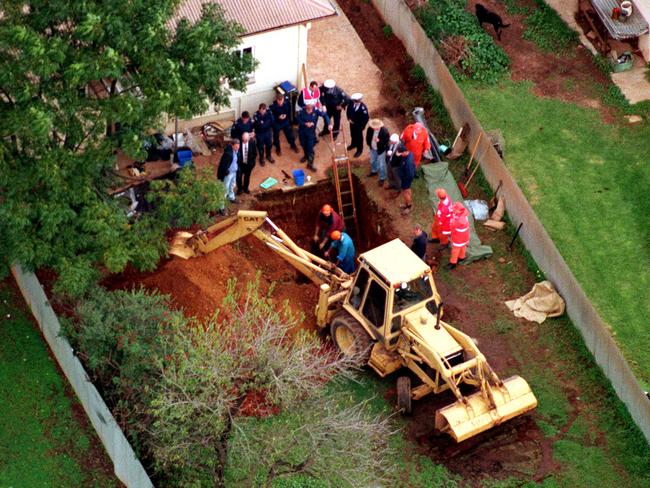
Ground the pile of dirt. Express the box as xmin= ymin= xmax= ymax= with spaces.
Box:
xmin=105 ymin=180 xmax=397 ymax=327
xmin=104 ymin=235 xmax=319 ymax=327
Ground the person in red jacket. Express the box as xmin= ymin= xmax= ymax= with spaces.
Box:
xmin=313 ymin=204 xmax=344 ymax=252
xmin=447 ymin=202 xmax=470 ymax=270
xmin=400 ymin=122 xmax=431 ymax=169
xmin=430 ymin=188 xmax=452 ymax=247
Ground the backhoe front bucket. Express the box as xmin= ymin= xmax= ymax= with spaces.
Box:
xmin=169 ymin=232 xmax=198 ymax=259
xmin=435 ymin=375 xmax=537 ymax=442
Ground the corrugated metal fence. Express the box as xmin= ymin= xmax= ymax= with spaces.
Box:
xmin=11 ymin=265 xmax=154 ymax=488
xmin=370 ymin=0 xmax=650 ymax=444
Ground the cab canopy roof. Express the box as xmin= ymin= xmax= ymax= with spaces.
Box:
xmin=359 ymin=239 xmax=430 ymax=286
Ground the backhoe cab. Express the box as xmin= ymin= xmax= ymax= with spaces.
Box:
xmin=169 ymin=211 xmax=537 ymax=442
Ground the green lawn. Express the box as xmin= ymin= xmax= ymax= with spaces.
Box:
xmin=0 ymin=281 xmax=117 ymax=487
xmin=460 ymin=79 xmax=650 ymax=387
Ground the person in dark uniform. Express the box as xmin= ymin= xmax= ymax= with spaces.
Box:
xmin=346 ymin=92 xmax=369 ymax=158
xmin=230 ymin=111 xmax=254 ymax=141
xmin=236 ymin=132 xmax=257 ymax=195
xmin=297 ymin=104 xmax=332 ymax=172
xmin=319 ymin=79 xmax=348 ymax=140
xmin=411 ymin=223 xmax=428 ymax=261
xmin=270 ymin=93 xmax=299 ymax=156
xmin=253 ymin=103 xmax=275 ymax=166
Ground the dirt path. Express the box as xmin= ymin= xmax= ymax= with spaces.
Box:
xmin=464 ymin=0 xmax=616 ymax=121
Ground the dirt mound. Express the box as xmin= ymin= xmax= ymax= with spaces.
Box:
xmin=105 ymin=235 xmax=318 ymax=327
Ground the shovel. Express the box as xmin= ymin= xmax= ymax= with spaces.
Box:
xmin=489 ymin=180 xmax=503 ymax=210
xmin=458 ymin=134 xmax=483 ymax=198
xmin=462 ymin=132 xmax=482 ymax=179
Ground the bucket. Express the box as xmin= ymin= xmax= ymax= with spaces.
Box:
xmin=292 ymin=169 xmax=305 ymax=187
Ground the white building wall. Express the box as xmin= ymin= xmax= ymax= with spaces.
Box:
xmin=204 ymin=24 xmax=308 ymax=120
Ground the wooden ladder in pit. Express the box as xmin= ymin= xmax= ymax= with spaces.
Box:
xmin=330 ymin=132 xmax=359 ymax=242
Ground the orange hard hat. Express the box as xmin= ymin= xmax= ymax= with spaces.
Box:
xmin=330 ymin=230 xmax=342 ymax=240
xmin=321 ymin=204 xmax=333 ymax=215
xmin=436 ymin=188 xmax=447 ymax=199
xmin=453 ymin=202 xmax=465 ymax=214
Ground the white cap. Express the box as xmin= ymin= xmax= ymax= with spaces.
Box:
xmin=305 ymin=98 xmax=317 ymax=106
xmin=389 ymin=133 xmax=399 ymax=143
xmin=324 ymin=79 xmax=335 ymax=88
xmin=351 ymin=92 xmax=363 ymax=101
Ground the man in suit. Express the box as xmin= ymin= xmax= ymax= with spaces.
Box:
xmin=319 ymin=79 xmax=348 ymax=140
xmin=253 ymin=103 xmax=275 ymax=166
xmin=270 ymin=93 xmax=299 ymax=156
xmin=346 ymin=93 xmax=369 ymax=158
xmin=217 ymin=140 xmax=240 ymax=203
xmin=236 ymin=132 xmax=257 ymax=195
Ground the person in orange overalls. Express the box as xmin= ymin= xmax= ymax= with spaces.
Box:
xmin=430 ymin=188 xmax=453 ymax=247
xmin=400 ymin=122 xmax=431 ymax=169
xmin=447 ymin=202 xmax=470 ymax=270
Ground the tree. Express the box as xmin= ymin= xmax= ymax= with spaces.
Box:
xmin=0 ymin=1 xmax=254 ymax=296
xmin=150 ymin=280 xmax=397 ymax=487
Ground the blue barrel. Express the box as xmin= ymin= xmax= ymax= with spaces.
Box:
xmin=292 ymin=169 xmax=305 ymax=187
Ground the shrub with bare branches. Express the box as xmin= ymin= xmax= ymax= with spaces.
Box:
xmin=150 ymin=279 xmax=397 ymax=487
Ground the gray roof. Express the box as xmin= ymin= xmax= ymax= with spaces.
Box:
xmin=168 ymin=0 xmax=337 ymax=36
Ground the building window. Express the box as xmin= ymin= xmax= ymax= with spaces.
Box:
xmin=237 ymin=46 xmax=255 ymax=84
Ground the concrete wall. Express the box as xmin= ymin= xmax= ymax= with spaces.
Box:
xmin=370 ymin=0 xmax=650 ymax=443
xmin=11 ymin=265 xmax=153 ymax=488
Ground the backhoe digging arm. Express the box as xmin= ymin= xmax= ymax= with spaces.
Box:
xmin=169 ymin=210 xmax=351 ymax=289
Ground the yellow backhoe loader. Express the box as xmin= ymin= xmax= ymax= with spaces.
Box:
xmin=170 ymin=210 xmax=537 ymax=442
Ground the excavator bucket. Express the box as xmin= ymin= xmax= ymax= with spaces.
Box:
xmin=169 ymin=232 xmax=198 ymax=259
xmin=434 ymin=375 xmax=537 ymax=442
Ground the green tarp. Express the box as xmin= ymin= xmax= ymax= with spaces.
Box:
xmin=422 ymin=163 xmax=492 ymax=264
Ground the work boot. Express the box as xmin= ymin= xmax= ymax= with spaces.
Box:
xmin=445 ymin=263 xmax=456 ymax=270
xmin=428 ymin=238 xmax=440 ymax=243
xmin=346 ymin=144 xmax=354 ymax=151
xmin=378 ymin=179 xmax=384 ymax=188
xmin=266 ymin=150 xmax=275 ymax=164
xmin=307 ymin=157 xmax=316 ymax=172
xmin=300 ymin=156 xmax=307 ymax=163
xmin=276 ymin=147 xmax=282 ymax=156
xmin=319 ymin=129 xmax=330 ymax=137
xmin=259 ymin=159 xmax=265 ymax=167
xmin=291 ymin=145 xmax=299 ymax=154
xmin=353 ymin=150 xmax=362 ymax=158
xmin=367 ymin=171 xmax=378 ymax=177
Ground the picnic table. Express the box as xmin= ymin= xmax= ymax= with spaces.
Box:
xmin=109 ymin=157 xmax=181 ymax=195
xmin=590 ymin=0 xmax=648 ymax=39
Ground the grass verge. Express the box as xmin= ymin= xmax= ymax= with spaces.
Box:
xmin=0 ymin=280 xmax=116 ymax=486
xmin=460 ymin=78 xmax=650 ymax=388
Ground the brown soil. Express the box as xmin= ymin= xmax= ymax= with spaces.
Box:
xmin=336 ymin=0 xmax=450 ymax=137
xmin=464 ymin=0 xmax=617 ymax=122
xmin=105 ymin=180 xmax=399 ymax=326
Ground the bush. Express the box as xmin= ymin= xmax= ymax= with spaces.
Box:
xmin=382 ymin=24 xmax=393 ymax=38
xmin=417 ymin=0 xmax=509 ymax=84
xmin=62 ymin=286 xmax=186 ymax=449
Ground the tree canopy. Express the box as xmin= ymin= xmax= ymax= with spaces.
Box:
xmin=0 ymin=1 xmax=252 ymax=295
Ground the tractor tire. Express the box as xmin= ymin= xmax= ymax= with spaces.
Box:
xmin=330 ymin=312 xmax=372 ymax=362
xmin=397 ymin=376 xmax=412 ymax=414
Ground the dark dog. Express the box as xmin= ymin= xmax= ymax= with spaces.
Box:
xmin=475 ymin=4 xmax=510 ymax=40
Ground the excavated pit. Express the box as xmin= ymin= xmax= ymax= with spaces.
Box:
xmin=106 ymin=177 xmax=398 ymax=326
